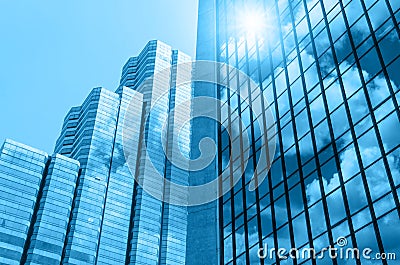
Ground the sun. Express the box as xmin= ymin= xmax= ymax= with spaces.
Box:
xmin=240 ymin=10 xmax=267 ymax=37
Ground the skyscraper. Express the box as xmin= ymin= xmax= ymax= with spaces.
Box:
xmin=54 ymin=86 xmax=144 ymax=264
xmin=54 ymin=40 xmax=191 ymax=264
xmin=194 ymin=0 xmax=400 ymax=264
xmin=186 ymin=1 xmax=220 ymax=264
xmin=118 ymin=40 xmax=191 ymax=265
xmin=25 ymin=154 xmax=80 ymax=265
xmin=0 ymin=139 xmax=80 ymax=265
xmin=0 ymin=40 xmax=192 ymax=265
xmin=1 ymin=1 xmax=398 ymax=263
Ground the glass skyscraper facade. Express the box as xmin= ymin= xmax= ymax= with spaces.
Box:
xmin=54 ymin=86 xmax=144 ymax=264
xmin=25 ymin=154 xmax=80 ymax=265
xmin=0 ymin=40 xmax=192 ymax=265
xmin=118 ymin=40 xmax=191 ymax=265
xmin=186 ymin=1 xmax=220 ymax=264
xmin=0 ymin=139 xmax=79 ymax=265
xmin=193 ymin=0 xmax=400 ymax=264
xmin=1 ymin=2 xmax=399 ymax=264
xmin=54 ymin=40 xmax=191 ymax=264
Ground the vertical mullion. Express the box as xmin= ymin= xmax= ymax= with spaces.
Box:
xmin=222 ymin=3 xmax=237 ymax=264
xmin=253 ymin=12 xmax=276 ymax=265
xmin=382 ymin=0 xmax=400 ymax=39
xmin=231 ymin=2 xmax=250 ymax=263
xmin=228 ymin=93 xmax=238 ymax=265
xmin=272 ymin=2 xmax=301 ymax=264
xmin=266 ymin=42 xmax=281 ymax=265
xmin=217 ymin=1 xmax=225 ymax=264
xmin=241 ymin=22 xmax=257 ymax=265
xmin=228 ymin=56 xmax=237 ymax=265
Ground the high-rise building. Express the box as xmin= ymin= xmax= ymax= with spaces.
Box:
xmin=186 ymin=1 xmax=220 ymax=264
xmin=0 ymin=40 xmax=192 ymax=265
xmin=54 ymin=86 xmax=144 ymax=264
xmin=193 ymin=0 xmax=400 ymax=264
xmin=118 ymin=40 xmax=191 ymax=265
xmin=1 ymin=1 xmax=398 ymax=264
xmin=54 ymin=40 xmax=191 ymax=265
xmin=0 ymin=139 xmax=80 ymax=265
xmin=25 ymin=154 xmax=80 ymax=265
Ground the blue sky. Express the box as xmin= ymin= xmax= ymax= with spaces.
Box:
xmin=0 ymin=0 xmax=198 ymax=153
